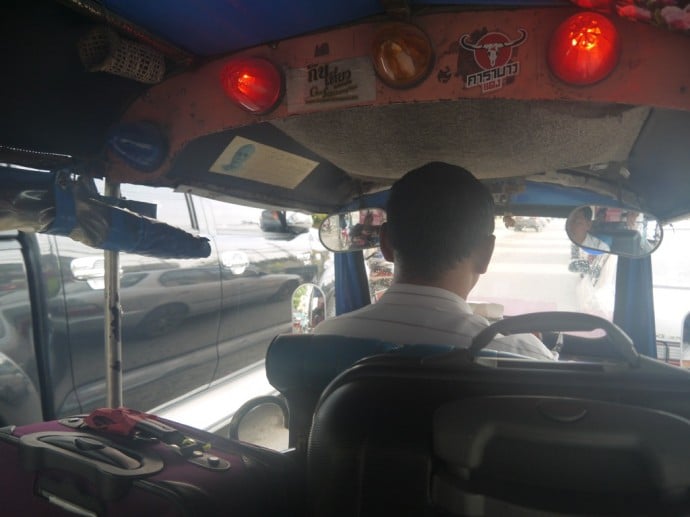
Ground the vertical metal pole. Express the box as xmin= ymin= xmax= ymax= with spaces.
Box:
xmin=104 ymin=180 xmax=123 ymax=408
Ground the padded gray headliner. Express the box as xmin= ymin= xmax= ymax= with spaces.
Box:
xmin=272 ymin=99 xmax=650 ymax=184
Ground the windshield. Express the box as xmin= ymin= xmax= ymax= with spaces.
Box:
xmin=653 ymin=220 xmax=690 ymax=289
xmin=652 ymin=217 xmax=690 ymax=360
xmin=364 ymin=214 xmax=690 ymax=366
xmin=471 ymin=218 xmax=588 ymax=317
xmin=364 ymin=217 xmax=617 ymax=321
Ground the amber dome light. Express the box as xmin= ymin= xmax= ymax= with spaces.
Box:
xmin=371 ymin=22 xmax=434 ymax=89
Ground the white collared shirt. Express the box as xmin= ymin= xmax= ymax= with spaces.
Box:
xmin=582 ymin=233 xmax=610 ymax=252
xmin=314 ymin=283 xmax=555 ymax=360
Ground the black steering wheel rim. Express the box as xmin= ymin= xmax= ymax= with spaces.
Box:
xmin=470 ymin=311 xmax=640 ymax=367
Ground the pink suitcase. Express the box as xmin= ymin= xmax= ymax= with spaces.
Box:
xmin=0 ymin=409 xmax=296 ymax=516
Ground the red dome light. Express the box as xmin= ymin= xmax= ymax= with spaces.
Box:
xmin=548 ymin=12 xmax=620 ymax=86
xmin=220 ymin=57 xmax=283 ymax=114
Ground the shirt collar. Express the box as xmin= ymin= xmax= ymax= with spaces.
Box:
xmin=381 ymin=283 xmax=473 ymax=314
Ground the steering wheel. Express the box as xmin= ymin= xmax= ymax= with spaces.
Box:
xmin=470 ymin=311 xmax=640 ymax=367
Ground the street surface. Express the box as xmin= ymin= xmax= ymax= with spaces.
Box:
xmin=471 ymin=219 xmax=581 ymax=317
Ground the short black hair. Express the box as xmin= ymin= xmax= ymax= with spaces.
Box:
xmin=386 ymin=162 xmax=495 ymax=280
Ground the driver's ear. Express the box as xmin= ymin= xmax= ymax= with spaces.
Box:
xmin=474 ymin=234 xmax=495 ymax=274
xmin=380 ymin=222 xmax=394 ymax=262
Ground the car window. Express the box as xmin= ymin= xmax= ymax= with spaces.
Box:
xmin=204 ymin=198 xmax=264 ymax=235
xmin=119 ymin=184 xmax=194 ymax=231
xmin=95 ymin=180 xmax=195 ymax=231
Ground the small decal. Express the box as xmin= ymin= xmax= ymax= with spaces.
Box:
xmin=437 ymin=65 xmax=452 ymax=84
xmin=209 ymin=136 xmax=318 ymax=189
xmin=457 ymin=28 xmax=527 ymax=93
xmin=286 ymin=57 xmax=375 ymax=114
xmin=314 ymin=42 xmax=330 ymax=57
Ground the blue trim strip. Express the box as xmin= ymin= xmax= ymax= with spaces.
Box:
xmin=46 ymin=175 xmax=77 ymax=235
xmin=614 ymin=257 xmax=657 ymax=358
xmin=509 ymin=182 xmax=625 ymax=207
xmin=334 ymin=251 xmax=370 ymax=314
xmin=341 ymin=181 xmax=632 ymax=213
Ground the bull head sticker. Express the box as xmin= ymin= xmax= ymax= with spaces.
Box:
xmin=458 ymin=28 xmax=528 ymax=93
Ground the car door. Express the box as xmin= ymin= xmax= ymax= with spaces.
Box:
xmin=55 ymin=185 xmax=222 ymax=416
xmin=200 ymin=199 xmax=317 ymax=380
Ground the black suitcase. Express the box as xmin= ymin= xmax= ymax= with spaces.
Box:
xmin=0 ymin=409 xmax=297 ymax=516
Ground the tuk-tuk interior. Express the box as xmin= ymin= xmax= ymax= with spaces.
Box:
xmin=2 ymin=0 xmax=690 ymax=514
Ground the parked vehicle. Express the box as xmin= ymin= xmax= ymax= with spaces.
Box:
xmin=0 ymin=185 xmax=325 ymax=426
xmin=259 ymin=209 xmax=312 ymax=234
xmin=513 ymin=216 xmax=544 ymax=232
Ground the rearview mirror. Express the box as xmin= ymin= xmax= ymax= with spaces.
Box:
xmin=319 ymin=208 xmax=386 ymax=252
xmin=566 ymin=205 xmax=662 ymax=258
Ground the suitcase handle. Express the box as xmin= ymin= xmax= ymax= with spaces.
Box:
xmin=19 ymin=431 xmax=164 ymax=501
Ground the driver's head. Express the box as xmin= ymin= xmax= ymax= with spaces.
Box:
xmin=382 ymin=162 xmax=495 ymax=281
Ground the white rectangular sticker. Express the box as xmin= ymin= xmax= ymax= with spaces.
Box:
xmin=209 ymin=136 xmax=318 ymax=189
xmin=286 ymin=56 xmax=376 ymax=114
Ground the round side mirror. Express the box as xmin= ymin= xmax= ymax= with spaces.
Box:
xmin=291 ymin=283 xmax=326 ymax=334
xmin=228 ymin=395 xmax=289 ymax=451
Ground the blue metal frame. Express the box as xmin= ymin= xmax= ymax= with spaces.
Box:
xmin=614 ymin=257 xmax=657 ymax=358
xmin=343 ymin=181 xmax=636 ymax=212
xmin=334 ymin=251 xmax=371 ymax=315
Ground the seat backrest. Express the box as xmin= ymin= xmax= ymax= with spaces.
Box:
xmin=432 ymin=395 xmax=690 ymax=515
xmin=265 ymin=334 xmax=397 ymax=449
xmin=307 ymin=346 xmax=456 ymax=516
xmin=307 ymin=353 xmax=690 ymax=516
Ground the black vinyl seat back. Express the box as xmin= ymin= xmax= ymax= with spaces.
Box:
xmin=307 ymin=354 xmax=690 ymax=516
xmin=265 ymin=334 xmax=397 ymax=449
xmin=433 ymin=396 xmax=690 ymax=516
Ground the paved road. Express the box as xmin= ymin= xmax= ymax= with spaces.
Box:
xmin=471 ymin=219 xmax=580 ymax=316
